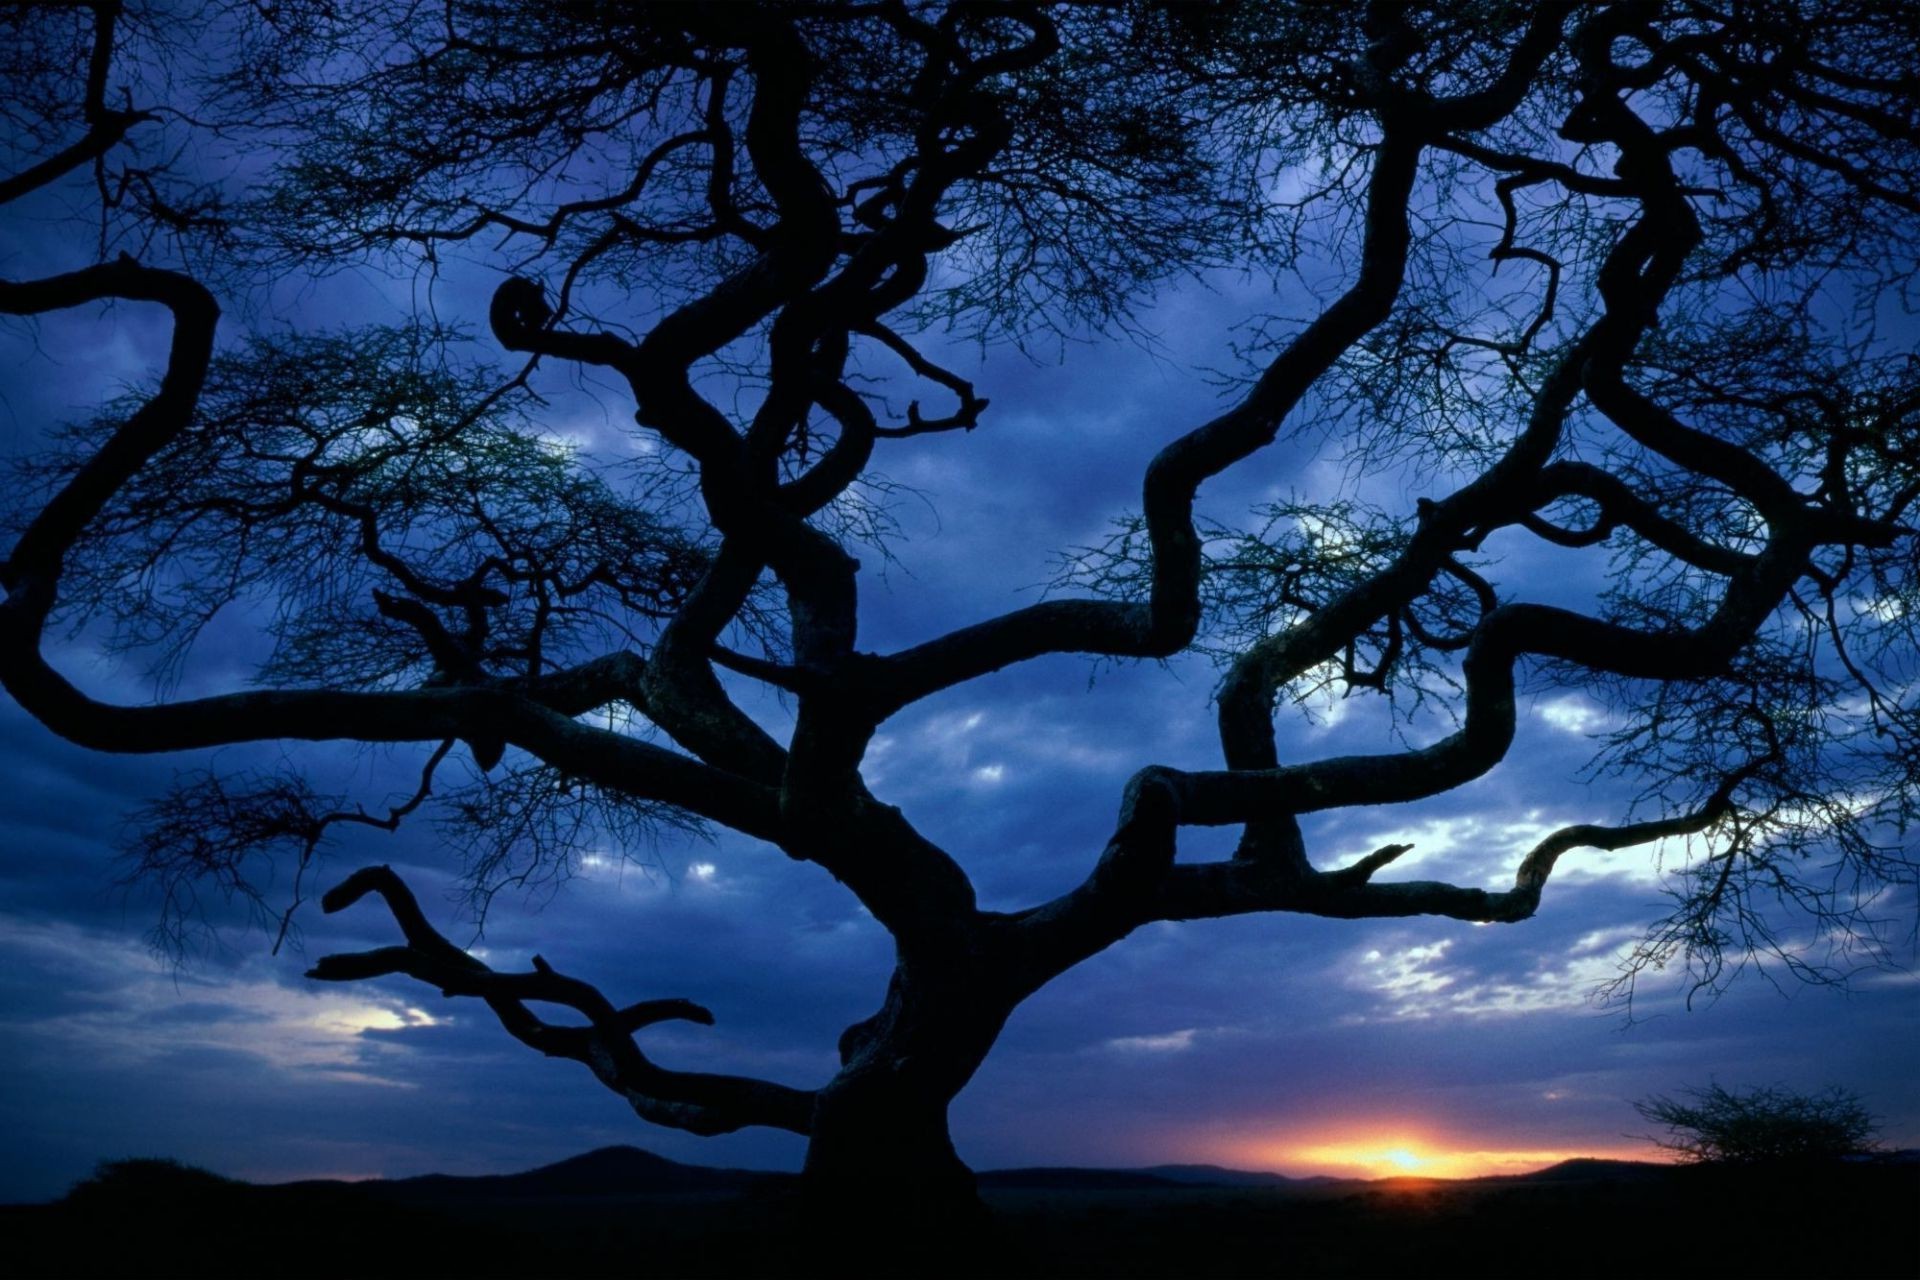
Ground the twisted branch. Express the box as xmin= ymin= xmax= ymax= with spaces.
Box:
xmin=307 ymin=866 xmax=815 ymax=1136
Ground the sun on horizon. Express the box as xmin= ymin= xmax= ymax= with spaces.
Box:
xmin=1214 ymin=1130 xmax=1660 ymax=1181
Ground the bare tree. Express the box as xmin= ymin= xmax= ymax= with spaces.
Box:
xmin=4 ymin=0 xmax=1918 ymax=1228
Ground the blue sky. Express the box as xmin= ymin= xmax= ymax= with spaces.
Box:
xmin=4 ymin=9 xmax=1918 ymax=1204
xmin=3 ymin=254 xmax=1915 ymax=1203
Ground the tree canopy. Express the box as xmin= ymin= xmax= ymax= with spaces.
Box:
xmin=1636 ymin=1083 xmax=1881 ymax=1164
xmin=4 ymin=0 xmax=1918 ymax=1212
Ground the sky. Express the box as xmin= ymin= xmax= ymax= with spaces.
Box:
xmin=3 ymin=264 xmax=1915 ymax=1203
xmin=3 ymin=21 xmax=1918 ymax=1207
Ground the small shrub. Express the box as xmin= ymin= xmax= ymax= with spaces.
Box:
xmin=1635 ymin=1084 xmax=1880 ymax=1165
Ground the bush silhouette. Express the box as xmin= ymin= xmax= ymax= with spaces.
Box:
xmin=1636 ymin=1085 xmax=1880 ymax=1165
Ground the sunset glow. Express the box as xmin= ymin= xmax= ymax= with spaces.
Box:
xmin=1282 ymin=1141 xmax=1578 ymax=1179
xmin=1213 ymin=1128 xmax=1661 ymax=1181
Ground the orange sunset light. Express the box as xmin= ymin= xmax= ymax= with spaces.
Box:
xmin=1217 ymin=1128 xmax=1658 ymax=1181
xmin=1283 ymin=1140 xmax=1581 ymax=1180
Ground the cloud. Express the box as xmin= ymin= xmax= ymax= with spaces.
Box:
xmin=1535 ymin=696 xmax=1606 ymax=735
xmin=1346 ymin=933 xmax=1639 ymax=1021
xmin=0 ymin=913 xmax=440 ymax=1088
xmin=1105 ymin=1029 xmax=1198 ymax=1054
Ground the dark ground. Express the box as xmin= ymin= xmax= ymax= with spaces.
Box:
xmin=5 ymin=1147 xmax=1915 ymax=1278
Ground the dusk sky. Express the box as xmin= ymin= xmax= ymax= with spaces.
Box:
xmin=4 ymin=3 xmax=1918 ymax=1207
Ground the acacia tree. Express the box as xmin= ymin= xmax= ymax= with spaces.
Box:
xmin=4 ymin=0 xmax=1919 ymax=1221
xmin=1636 ymin=1084 xmax=1880 ymax=1164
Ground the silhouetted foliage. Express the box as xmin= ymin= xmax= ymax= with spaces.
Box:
xmin=1636 ymin=1083 xmax=1881 ymax=1165
xmin=61 ymin=1156 xmax=238 ymax=1206
xmin=4 ymin=0 xmax=1919 ymax=1223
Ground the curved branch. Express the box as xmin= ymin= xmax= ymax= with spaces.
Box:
xmin=863 ymin=132 xmax=1429 ymax=716
xmin=855 ymin=320 xmax=990 ymax=438
xmin=0 ymin=262 xmax=793 ymax=833
xmin=1529 ymin=461 xmax=1756 ymax=574
xmin=1010 ymin=497 xmax=1815 ymax=981
xmin=1163 ymin=794 xmax=1736 ymax=926
xmin=0 ymin=259 xmax=219 ymax=605
xmin=1011 ymin=769 xmax=1747 ymax=991
xmin=308 ymin=866 xmax=814 ymax=1136
xmin=1177 ymin=547 xmax=1811 ymax=831
xmin=0 ymin=2 xmax=155 ymax=207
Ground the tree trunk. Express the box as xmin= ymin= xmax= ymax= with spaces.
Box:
xmin=794 ymin=957 xmax=1011 ymax=1269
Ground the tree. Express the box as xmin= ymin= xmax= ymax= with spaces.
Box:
xmin=4 ymin=0 xmax=1918 ymax=1232
xmin=1636 ymin=1084 xmax=1881 ymax=1165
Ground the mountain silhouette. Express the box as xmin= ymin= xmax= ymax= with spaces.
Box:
xmin=341 ymin=1144 xmax=775 ymax=1201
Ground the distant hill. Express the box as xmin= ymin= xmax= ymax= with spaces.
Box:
xmin=1501 ymin=1157 xmax=1671 ymax=1183
xmin=314 ymin=1144 xmax=779 ymax=1202
xmin=978 ymin=1163 xmax=1346 ymax=1191
xmin=1144 ymin=1163 xmax=1346 ymax=1188
xmin=977 ymin=1166 xmax=1187 ymax=1190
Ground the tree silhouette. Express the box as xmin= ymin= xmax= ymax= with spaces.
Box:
xmin=1636 ymin=1084 xmax=1881 ymax=1165
xmin=4 ymin=0 xmax=1918 ymax=1226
